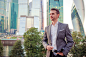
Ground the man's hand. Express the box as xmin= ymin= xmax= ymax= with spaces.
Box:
xmin=57 ymin=52 xmax=64 ymax=56
xmin=47 ymin=45 xmax=53 ymax=51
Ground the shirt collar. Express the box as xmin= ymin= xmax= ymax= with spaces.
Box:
xmin=52 ymin=21 xmax=58 ymax=26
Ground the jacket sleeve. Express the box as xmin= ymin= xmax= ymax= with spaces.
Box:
xmin=42 ymin=27 xmax=48 ymax=50
xmin=62 ymin=24 xmax=74 ymax=56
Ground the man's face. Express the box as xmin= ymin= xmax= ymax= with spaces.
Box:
xmin=50 ymin=10 xmax=59 ymax=21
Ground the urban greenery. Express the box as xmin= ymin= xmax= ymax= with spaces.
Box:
xmin=70 ymin=31 xmax=86 ymax=57
xmin=11 ymin=37 xmax=23 ymax=39
xmin=0 ymin=39 xmax=3 ymax=57
xmin=11 ymin=37 xmax=17 ymax=39
xmin=9 ymin=40 xmax=24 ymax=57
xmin=23 ymin=27 xmax=46 ymax=57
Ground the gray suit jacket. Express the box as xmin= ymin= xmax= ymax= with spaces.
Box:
xmin=42 ymin=22 xmax=74 ymax=57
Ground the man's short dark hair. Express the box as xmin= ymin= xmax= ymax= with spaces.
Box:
xmin=51 ymin=8 xmax=60 ymax=14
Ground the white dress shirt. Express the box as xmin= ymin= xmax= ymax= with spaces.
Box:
xmin=51 ymin=21 xmax=58 ymax=50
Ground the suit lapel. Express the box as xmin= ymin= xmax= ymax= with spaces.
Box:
xmin=48 ymin=24 xmax=52 ymax=45
xmin=56 ymin=22 xmax=61 ymax=49
xmin=57 ymin=22 xmax=61 ymax=38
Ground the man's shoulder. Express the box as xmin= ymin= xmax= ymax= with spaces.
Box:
xmin=59 ymin=22 xmax=68 ymax=26
xmin=45 ymin=25 xmax=51 ymax=28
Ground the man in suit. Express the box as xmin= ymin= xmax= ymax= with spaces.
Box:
xmin=42 ymin=8 xmax=74 ymax=57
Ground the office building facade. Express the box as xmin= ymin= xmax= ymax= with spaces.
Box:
xmin=18 ymin=15 xmax=40 ymax=35
xmin=18 ymin=16 xmax=26 ymax=35
xmin=47 ymin=0 xmax=63 ymax=25
xmin=18 ymin=0 xmax=29 ymax=17
xmin=8 ymin=0 xmax=18 ymax=34
xmin=26 ymin=16 xmax=34 ymax=31
xmin=0 ymin=0 xmax=19 ymax=35
xmin=0 ymin=0 xmax=7 ymax=34
xmin=34 ymin=16 xmax=40 ymax=31
xmin=71 ymin=0 xmax=85 ymax=36
xmin=40 ymin=0 xmax=44 ymax=30
xmin=29 ymin=0 xmax=44 ymax=31
xmin=17 ymin=0 xmax=29 ymax=34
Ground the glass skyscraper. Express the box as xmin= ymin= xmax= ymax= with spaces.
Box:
xmin=17 ymin=0 xmax=29 ymax=34
xmin=71 ymin=0 xmax=85 ymax=36
xmin=34 ymin=16 xmax=40 ymax=31
xmin=18 ymin=16 xmax=26 ymax=35
xmin=18 ymin=0 xmax=29 ymax=17
xmin=10 ymin=0 xmax=18 ymax=29
xmin=0 ymin=0 xmax=19 ymax=34
xmin=0 ymin=16 xmax=5 ymax=33
xmin=40 ymin=0 xmax=44 ymax=30
xmin=7 ymin=0 xmax=18 ymax=34
xmin=29 ymin=0 xmax=43 ymax=31
xmin=47 ymin=0 xmax=63 ymax=25
xmin=30 ymin=0 xmax=40 ymax=16
xmin=0 ymin=0 xmax=7 ymax=33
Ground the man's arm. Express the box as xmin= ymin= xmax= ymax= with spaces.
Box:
xmin=62 ymin=24 xmax=74 ymax=56
xmin=42 ymin=27 xmax=48 ymax=49
xmin=42 ymin=27 xmax=54 ymax=51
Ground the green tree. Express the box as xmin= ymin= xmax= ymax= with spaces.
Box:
xmin=10 ymin=40 xmax=24 ymax=57
xmin=23 ymin=27 xmax=46 ymax=57
xmin=0 ymin=39 xmax=3 ymax=57
xmin=70 ymin=31 xmax=86 ymax=57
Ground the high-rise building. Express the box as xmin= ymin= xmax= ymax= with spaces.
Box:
xmin=40 ymin=0 xmax=44 ymax=30
xmin=30 ymin=0 xmax=40 ymax=16
xmin=0 ymin=0 xmax=18 ymax=35
xmin=83 ymin=0 xmax=86 ymax=35
xmin=71 ymin=0 xmax=85 ymax=36
xmin=17 ymin=16 xmax=26 ymax=35
xmin=0 ymin=0 xmax=7 ymax=34
xmin=18 ymin=0 xmax=29 ymax=17
xmin=17 ymin=15 xmax=40 ymax=35
xmin=26 ymin=16 xmax=34 ymax=31
xmin=0 ymin=16 xmax=5 ymax=33
xmin=17 ymin=0 xmax=29 ymax=34
xmin=7 ymin=0 xmax=19 ymax=34
xmin=29 ymin=2 xmax=32 ymax=16
xmin=34 ymin=16 xmax=40 ymax=31
xmin=10 ymin=0 xmax=18 ymax=29
xmin=29 ymin=0 xmax=44 ymax=31
xmin=47 ymin=0 xmax=63 ymax=25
